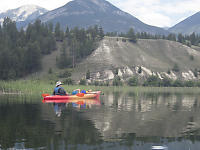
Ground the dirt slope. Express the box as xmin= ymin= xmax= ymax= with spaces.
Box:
xmin=72 ymin=37 xmax=200 ymax=81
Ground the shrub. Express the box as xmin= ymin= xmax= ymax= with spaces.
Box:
xmin=160 ymin=78 xmax=172 ymax=87
xmin=143 ymin=75 xmax=160 ymax=86
xmin=172 ymin=64 xmax=180 ymax=72
xmin=58 ymin=69 xmax=72 ymax=78
xmin=79 ymin=79 xmax=86 ymax=85
xmin=172 ymin=80 xmax=183 ymax=87
xmin=113 ymin=76 xmax=123 ymax=86
xmin=138 ymin=66 xmax=142 ymax=74
xmin=128 ymin=77 xmax=138 ymax=86
xmin=94 ymin=81 xmax=100 ymax=86
xmin=193 ymin=68 xmax=198 ymax=77
xmin=184 ymin=80 xmax=195 ymax=87
xmin=195 ymin=81 xmax=200 ymax=87
xmin=48 ymin=68 xmax=53 ymax=74
xmin=86 ymin=70 xmax=90 ymax=79
xmin=167 ymin=69 xmax=171 ymax=74
xmin=63 ymin=78 xmax=73 ymax=85
xmin=190 ymin=55 xmax=194 ymax=61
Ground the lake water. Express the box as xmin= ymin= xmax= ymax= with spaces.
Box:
xmin=1 ymin=91 xmax=200 ymax=150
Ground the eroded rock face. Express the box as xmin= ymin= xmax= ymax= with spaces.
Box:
xmin=84 ymin=65 xmax=199 ymax=83
xmin=72 ymin=37 xmax=200 ymax=82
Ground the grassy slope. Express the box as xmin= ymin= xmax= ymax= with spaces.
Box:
xmin=35 ymin=37 xmax=200 ymax=81
xmin=72 ymin=37 xmax=200 ymax=80
xmin=26 ymin=42 xmax=62 ymax=80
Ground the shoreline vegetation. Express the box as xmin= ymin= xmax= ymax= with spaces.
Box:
xmin=0 ymin=80 xmax=200 ymax=97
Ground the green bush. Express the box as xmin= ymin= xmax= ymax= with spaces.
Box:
xmin=172 ymin=64 xmax=180 ymax=72
xmin=128 ymin=77 xmax=138 ymax=86
xmin=63 ymin=78 xmax=73 ymax=85
xmin=195 ymin=81 xmax=200 ymax=87
xmin=79 ymin=79 xmax=86 ymax=85
xmin=138 ymin=66 xmax=142 ymax=74
xmin=143 ymin=75 xmax=160 ymax=86
xmin=113 ymin=76 xmax=123 ymax=86
xmin=184 ymin=80 xmax=195 ymax=87
xmin=86 ymin=70 xmax=90 ymax=79
xmin=48 ymin=68 xmax=53 ymax=74
xmin=94 ymin=81 xmax=100 ymax=86
xmin=160 ymin=78 xmax=172 ymax=87
xmin=190 ymin=55 xmax=194 ymax=61
xmin=193 ymin=68 xmax=198 ymax=77
xmin=172 ymin=80 xmax=183 ymax=87
xmin=58 ymin=69 xmax=72 ymax=78
xmin=167 ymin=69 xmax=171 ymax=74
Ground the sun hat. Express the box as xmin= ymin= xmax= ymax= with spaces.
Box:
xmin=56 ymin=81 xmax=63 ymax=87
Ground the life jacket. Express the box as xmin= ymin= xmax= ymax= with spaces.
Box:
xmin=81 ymin=90 xmax=86 ymax=94
xmin=72 ymin=90 xmax=78 ymax=95
xmin=54 ymin=87 xmax=62 ymax=95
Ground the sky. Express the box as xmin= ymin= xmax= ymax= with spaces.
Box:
xmin=0 ymin=0 xmax=200 ymax=28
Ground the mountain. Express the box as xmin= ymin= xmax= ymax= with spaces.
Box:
xmin=71 ymin=37 xmax=200 ymax=82
xmin=38 ymin=0 xmax=168 ymax=35
xmin=0 ymin=5 xmax=48 ymax=28
xmin=169 ymin=12 xmax=200 ymax=34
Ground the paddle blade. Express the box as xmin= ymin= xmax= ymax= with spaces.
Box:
xmin=76 ymin=93 xmax=84 ymax=97
xmin=42 ymin=93 xmax=50 ymax=98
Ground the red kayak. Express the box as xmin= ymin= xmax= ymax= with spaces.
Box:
xmin=42 ymin=91 xmax=101 ymax=102
xmin=42 ymin=99 xmax=101 ymax=105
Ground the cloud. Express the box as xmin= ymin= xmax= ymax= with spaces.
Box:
xmin=0 ymin=0 xmax=200 ymax=27
xmin=108 ymin=0 xmax=200 ymax=27
xmin=138 ymin=12 xmax=172 ymax=27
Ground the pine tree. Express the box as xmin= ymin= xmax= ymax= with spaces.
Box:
xmin=127 ymin=28 xmax=137 ymax=43
xmin=55 ymin=22 xmax=61 ymax=41
xmin=178 ymin=33 xmax=184 ymax=43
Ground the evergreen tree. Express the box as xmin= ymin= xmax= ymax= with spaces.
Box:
xmin=99 ymin=26 xmax=104 ymax=40
xmin=178 ymin=33 xmax=184 ymax=43
xmin=24 ymin=42 xmax=41 ymax=73
xmin=86 ymin=70 xmax=90 ymax=79
xmin=0 ymin=18 xmax=56 ymax=80
xmin=55 ymin=22 xmax=62 ymax=41
xmin=190 ymin=32 xmax=196 ymax=45
xmin=167 ymin=33 xmax=176 ymax=41
xmin=127 ymin=28 xmax=137 ymax=43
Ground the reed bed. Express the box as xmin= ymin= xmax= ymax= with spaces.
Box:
xmin=0 ymin=80 xmax=200 ymax=97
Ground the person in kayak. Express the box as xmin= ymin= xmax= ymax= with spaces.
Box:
xmin=53 ymin=81 xmax=67 ymax=95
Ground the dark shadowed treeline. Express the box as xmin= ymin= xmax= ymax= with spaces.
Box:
xmin=0 ymin=18 xmax=56 ymax=80
xmin=0 ymin=18 xmax=105 ymax=80
xmin=56 ymin=24 xmax=104 ymax=68
xmin=107 ymin=29 xmax=200 ymax=47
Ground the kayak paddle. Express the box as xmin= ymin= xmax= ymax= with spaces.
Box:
xmin=42 ymin=93 xmax=50 ymax=98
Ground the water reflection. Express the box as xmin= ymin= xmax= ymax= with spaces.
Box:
xmin=53 ymin=103 xmax=66 ymax=117
xmin=1 ymin=91 xmax=200 ymax=149
xmin=97 ymin=92 xmax=200 ymax=140
xmin=44 ymin=99 xmax=101 ymax=117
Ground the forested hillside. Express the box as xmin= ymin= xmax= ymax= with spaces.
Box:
xmin=1 ymin=17 xmax=200 ymax=82
xmin=0 ymin=18 xmax=56 ymax=80
xmin=72 ymin=37 xmax=200 ymax=85
xmin=56 ymin=24 xmax=104 ymax=69
xmin=0 ymin=18 xmax=105 ymax=80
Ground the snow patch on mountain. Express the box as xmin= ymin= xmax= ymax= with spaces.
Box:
xmin=14 ymin=5 xmax=44 ymax=21
xmin=0 ymin=5 xmax=48 ymax=24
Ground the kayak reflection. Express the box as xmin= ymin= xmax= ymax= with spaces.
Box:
xmin=53 ymin=103 xmax=65 ymax=117
xmin=44 ymin=98 xmax=101 ymax=117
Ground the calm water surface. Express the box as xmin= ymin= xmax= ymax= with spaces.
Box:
xmin=1 ymin=91 xmax=200 ymax=150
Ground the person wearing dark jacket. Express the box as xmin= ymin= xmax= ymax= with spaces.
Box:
xmin=53 ymin=81 xmax=67 ymax=95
